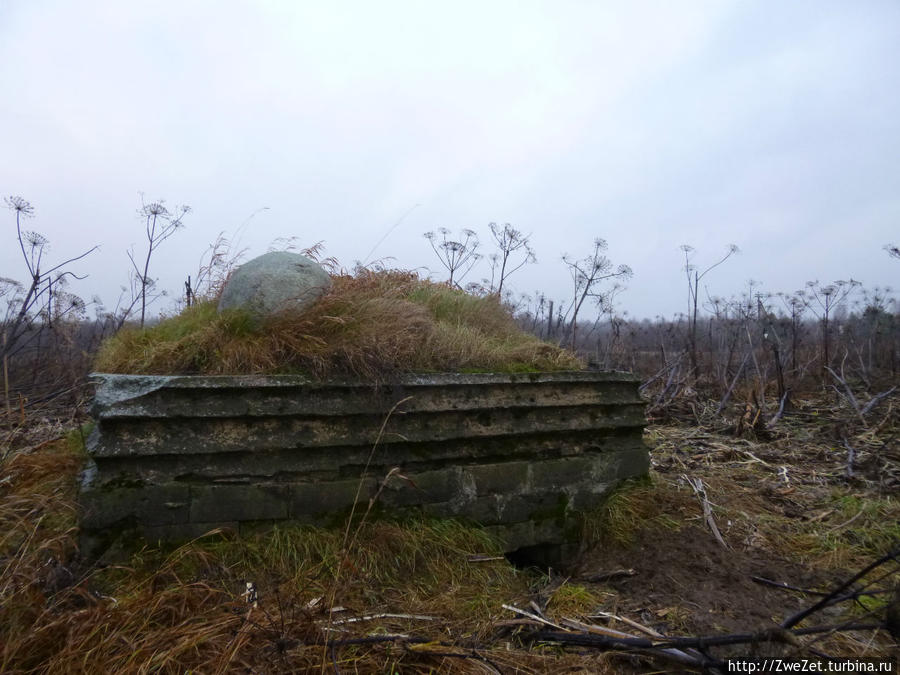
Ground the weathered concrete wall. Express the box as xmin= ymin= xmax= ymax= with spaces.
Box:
xmin=81 ymin=372 xmax=648 ymax=556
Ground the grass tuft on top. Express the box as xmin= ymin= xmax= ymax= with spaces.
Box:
xmin=95 ymin=269 xmax=582 ymax=378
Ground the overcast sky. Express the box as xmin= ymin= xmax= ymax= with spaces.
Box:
xmin=2 ymin=0 xmax=898 ymax=321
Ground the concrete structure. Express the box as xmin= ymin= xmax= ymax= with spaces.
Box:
xmin=81 ymin=371 xmax=649 ymax=558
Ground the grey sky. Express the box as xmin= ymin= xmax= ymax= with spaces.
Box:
xmin=2 ymin=0 xmax=898 ymax=321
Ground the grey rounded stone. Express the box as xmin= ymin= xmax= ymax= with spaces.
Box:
xmin=217 ymin=251 xmax=332 ymax=318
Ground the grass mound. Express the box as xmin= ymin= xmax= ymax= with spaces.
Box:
xmin=96 ymin=269 xmax=582 ymax=378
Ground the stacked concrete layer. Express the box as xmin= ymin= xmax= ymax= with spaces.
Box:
xmin=82 ymin=372 xmax=649 ymax=554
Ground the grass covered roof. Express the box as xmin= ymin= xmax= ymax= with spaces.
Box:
xmin=95 ymin=269 xmax=581 ymax=379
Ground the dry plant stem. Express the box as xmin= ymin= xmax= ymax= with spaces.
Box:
xmin=487 ymin=222 xmax=535 ymax=296
xmin=874 ymin=403 xmax=894 ymax=433
xmin=745 ymin=324 xmax=766 ymax=409
xmin=751 ymin=576 xmax=834 ymax=596
xmin=532 ymin=622 xmax=882 ymax=654
xmin=640 ymin=353 xmax=682 ymax=394
xmin=843 ymin=438 xmax=856 ymax=478
xmin=654 ymin=361 xmax=684 ymax=408
xmin=423 ymin=228 xmax=481 ymax=288
xmin=328 ymin=613 xmax=436 ymax=626
xmin=582 ymin=568 xmax=636 ymax=583
xmin=848 ymin=565 xmax=900 ymax=606
xmin=826 ymin=365 xmax=866 ymax=426
xmin=545 ymin=622 xmax=708 ymax=669
xmin=322 ymin=395 xmax=413 ymax=672
xmin=502 ymin=604 xmax=566 ymax=631
xmin=826 ymin=509 xmax=864 ymax=534
xmin=750 ymin=576 xmax=894 ymax=605
xmin=2 ymin=198 xmax=97 ymax=364
xmin=767 ymin=390 xmax=790 ymax=428
xmin=563 ymin=616 xmax=708 ymax=666
xmin=861 ymin=386 xmax=898 ymax=417
xmin=588 ymin=611 xmax=663 ymax=638
xmin=716 ymin=351 xmax=749 ymax=415
xmin=682 ymin=475 xmax=729 ymax=549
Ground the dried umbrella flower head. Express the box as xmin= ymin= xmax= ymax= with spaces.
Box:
xmin=5 ymin=196 xmax=34 ymax=216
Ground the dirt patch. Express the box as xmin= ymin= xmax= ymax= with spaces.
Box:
xmin=576 ymin=523 xmax=840 ymax=636
xmin=545 ymin=395 xmax=900 ymax=667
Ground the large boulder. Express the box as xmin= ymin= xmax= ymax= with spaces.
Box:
xmin=218 ymin=251 xmax=332 ymax=318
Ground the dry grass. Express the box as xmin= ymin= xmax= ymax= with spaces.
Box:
xmin=0 ymin=435 xmax=616 ymax=673
xmin=95 ymin=269 xmax=582 ymax=379
xmin=3 ymin=392 xmax=897 ymax=673
xmin=648 ymin=391 xmax=900 ymax=572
